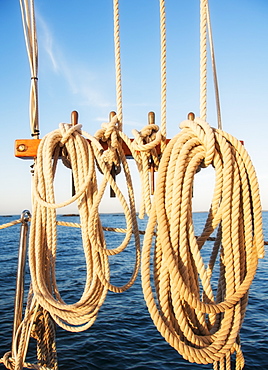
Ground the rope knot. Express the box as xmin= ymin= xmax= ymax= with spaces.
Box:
xmin=95 ymin=115 xmax=119 ymax=146
xmin=1 ymin=351 xmax=14 ymax=370
xmin=132 ymin=124 xmax=162 ymax=153
xmin=180 ymin=117 xmax=215 ymax=167
xmin=59 ymin=123 xmax=82 ymax=147
xmin=94 ymin=115 xmax=121 ymax=170
xmin=140 ymin=124 xmax=159 ymax=141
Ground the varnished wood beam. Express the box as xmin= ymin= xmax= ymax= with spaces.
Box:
xmin=15 ymin=138 xmax=169 ymax=159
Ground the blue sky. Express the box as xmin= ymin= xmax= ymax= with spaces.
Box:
xmin=0 ymin=0 xmax=268 ymax=215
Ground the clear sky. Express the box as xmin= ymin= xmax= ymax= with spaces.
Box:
xmin=0 ymin=0 xmax=268 ymax=215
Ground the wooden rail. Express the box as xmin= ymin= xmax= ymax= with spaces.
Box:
xmin=14 ymin=111 xmax=189 ymax=160
xmin=14 ymin=138 xmax=169 ymax=159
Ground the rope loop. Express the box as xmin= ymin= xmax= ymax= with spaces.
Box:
xmin=28 ymin=120 xmax=141 ymax=333
xmin=59 ymin=123 xmax=82 ymax=146
xmin=95 ymin=115 xmax=119 ymax=144
xmin=130 ymin=122 xmax=163 ymax=218
xmin=140 ymin=124 xmax=159 ymax=140
xmin=132 ymin=125 xmax=162 ymax=154
xmin=1 ymin=352 xmax=14 ymax=370
xmin=180 ymin=117 xmax=215 ymax=167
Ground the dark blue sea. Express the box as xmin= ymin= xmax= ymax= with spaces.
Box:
xmin=0 ymin=212 xmax=267 ymax=370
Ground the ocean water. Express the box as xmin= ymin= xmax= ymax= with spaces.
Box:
xmin=0 ymin=212 xmax=267 ymax=370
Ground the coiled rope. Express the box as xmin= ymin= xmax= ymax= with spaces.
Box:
xmin=200 ymin=0 xmax=222 ymax=129
xmin=4 ymin=1 xmax=263 ymax=370
xmin=28 ymin=119 xmax=140 ymax=332
xmin=141 ymin=118 xmax=264 ymax=369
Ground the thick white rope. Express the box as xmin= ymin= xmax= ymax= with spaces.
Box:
xmin=113 ymin=0 xmax=123 ymax=130
xmin=141 ymin=118 xmax=264 ymax=369
xmin=28 ymin=121 xmax=140 ymax=332
xmin=19 ymin=0 xmax=39 ymax=137
xmin=0 ymin=219 xmax=22 ymax=230
xmin=200 ymin=0 xmax=207 ymax=121
xmin=8 ymin=3 xmax=262 ymax=370
xmin=132 ymin=122 xmax=162 ymax=218
xmin=200 ymin=0 xmax=222 ymax=129
xmin=159 ymin=0 xmax=167 ymax=150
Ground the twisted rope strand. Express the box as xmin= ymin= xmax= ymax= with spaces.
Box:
xmin=113 ymin=0 xmax=123 ymax=130
xmin=159 ymin=0 xmax=167 ymax=150
xmin=0 ymin=219 xmax=22 ymax=230
xmin=200 ymin=0 xmax=207 ymax=121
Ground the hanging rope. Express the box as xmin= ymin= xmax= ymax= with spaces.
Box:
xmin=200 ymin=0 xmax=222 ymax=129
xmin=4 ymin=288 xmax=57 ymax=370
xmin=141 ymin=118 xmax=264 ymax=369
xmin=200 ymin=0 xmax=207 ymax=121
xmin=159 ymin=0 xmax=167 ymax=150
xmin=206 ymin=1 xmax=222 ymax=130
xmin=28 ymin=120 xmax=140 ymax=332
xmin=19 ymin=0 xmax=39 ymax=138
xmin=113 ymin=0 xmax=123 ymax=130
xmin=132 ymin=117 xmax=162 ymax=218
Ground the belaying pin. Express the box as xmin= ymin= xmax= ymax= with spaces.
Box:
xmin=188 ymin=112 xmax=195 ymax=121
xmin=71 ymin=110 xmax=79 ymax=126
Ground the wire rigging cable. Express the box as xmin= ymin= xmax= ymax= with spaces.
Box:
xmin=19 ymin=0 xmax=39 ymax=137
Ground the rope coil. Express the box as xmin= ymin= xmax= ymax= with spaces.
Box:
xmin=141 ymin=118 xmax=264 ymax=368
xmin=29 ymin=122 xmax=141 ymax=332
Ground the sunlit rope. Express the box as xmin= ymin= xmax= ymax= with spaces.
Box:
xmin=19 ymin=0 xmax=39 ymax=137
xmin=141 ymin=118 xmax=264 ymax=369
xmin=6 ymin=289 xmax=57 ymax=370
xmin=0 ymin=219 xmax=22 ymax=230
xmin=113 ymin=0 xmax=123 ymax=130
xmin=2 ymin=2 xmax=264 ymax=370
xmin=200 ymin=0 xmax=207 ymax=121
xmin=1 ymin=218 xmax=266 ymax=243
xmin=159 ymin=0 xmax=167 ymax=150
xmin=28 ymin=120 xmax=140 ymax=332
xmin=132 ymin=120 xmax=162 ymax=218
xmin=200 ymin=0 xmax=222 ymax=129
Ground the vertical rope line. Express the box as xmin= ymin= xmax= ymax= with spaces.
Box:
xmin=19 ymin=0 xmax=39 ymax=138
xmin=206 ymin=1 xmax=222 ymax=130
xmin=200 ymin=0 xmax=207 ymax=121
xmin=113 ymin=0 xmax=123 ymax=131
xmin=30 ymin=0 xmax=39 ymax=136
xmin=159 ymin=0 xmax=167 ymax=151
